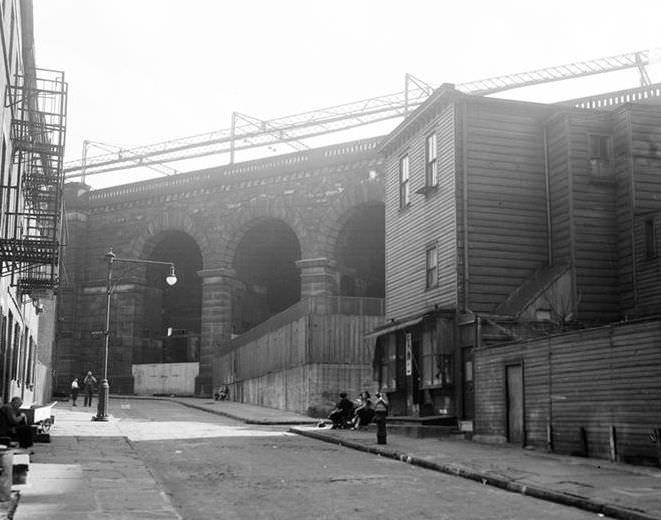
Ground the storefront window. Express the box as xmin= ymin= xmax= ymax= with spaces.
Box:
xmin=422 ymin=325 xmax=454 ymax=388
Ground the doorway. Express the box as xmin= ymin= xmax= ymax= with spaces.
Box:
xmin=506 ymin=364 xmax=524 ymax=444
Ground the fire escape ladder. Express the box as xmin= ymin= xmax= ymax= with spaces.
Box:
xmin=0 ymin=68 xmax=68 ymax=295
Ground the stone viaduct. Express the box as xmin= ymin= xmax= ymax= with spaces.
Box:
xmin=56 ymin=137 xmax=386 ymax=412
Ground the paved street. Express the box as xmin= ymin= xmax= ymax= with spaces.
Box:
xmin=20 ymin=399 xmax=613 ymax=519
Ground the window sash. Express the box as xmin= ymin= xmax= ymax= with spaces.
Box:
xmin=425 ymin=134 xmax=437 ymax=187
xmin=399 ymin=155 xmax=410 ymax=207
xmin=426 ymin=246 xmax=438 ymax=288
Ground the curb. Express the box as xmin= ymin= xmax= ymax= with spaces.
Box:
xmin=291 ymin=428 xmax=660 ymax=520
xmin=174 ymin=399 xmax=316 ymax=425
xmin=121 ymin=395 xmax=318 ymax=426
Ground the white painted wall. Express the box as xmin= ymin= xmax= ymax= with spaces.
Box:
xmin=132 ymin=363 xmax=199 ymax=395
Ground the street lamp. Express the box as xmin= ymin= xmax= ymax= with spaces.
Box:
xmin=93 ymin=248 xmax=177 ymax=421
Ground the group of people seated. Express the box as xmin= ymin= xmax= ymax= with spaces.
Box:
xmin=214 ymin=385 xmax=229 ymax=401
xmin=326 ymin=390 xmax=387 ymax=430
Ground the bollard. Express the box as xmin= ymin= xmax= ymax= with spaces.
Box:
xmin=375 ymin=411 xmax=387 ymax=445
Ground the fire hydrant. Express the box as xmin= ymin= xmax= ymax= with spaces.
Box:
xmin=374 ymin=393 xmax=388 ymax=445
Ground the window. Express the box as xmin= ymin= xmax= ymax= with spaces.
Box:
xmin=378 ymin=335 xmax=397 ymax=391
xmin=399 ymin=154 xmax=410 ymax=208
xmin=645 ymin=219 xmax=657 ymax=259
xmin=425 ymin=133 xmax=437 ymax=187
xmin=425 ymin=245 xmax=438 ymax=289
xmin=421 ymin=328 xmax=454 ymax=387
xmin=589 ymin=134 xmax=613 ymax=180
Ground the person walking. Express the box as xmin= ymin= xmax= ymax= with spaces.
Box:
xmin=71 ymin=377 xmax=79 ymax=406
xmin=83 ymin=371 xmax=97 ymax=407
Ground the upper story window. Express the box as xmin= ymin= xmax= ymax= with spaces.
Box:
xmin=399 ymin=154 xmax=410 ymax=208
xmin=425 ymin=245 xmax=438 ymax=289
xmin=645 ymin=219 xmax=657 ymax=259
xmin=589 ymin=134 xmax=614 ymax=181
xmin=425 ymin=133 xmax=438 ymax=188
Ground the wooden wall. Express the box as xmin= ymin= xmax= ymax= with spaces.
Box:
xmin=629 ymin=105 xmax=661 ymax=315
xmin=384 ymin=102 xmax=457 ymax=319
xmin=475 ymin=319 xmax=661 ymax=465
xmin=461 ymin=100 xmax=550 ymax=313
xmin=213 ymin=313 xmax=383 ymax=414
xmin=566 ymin=111 xmax=620 ymax=322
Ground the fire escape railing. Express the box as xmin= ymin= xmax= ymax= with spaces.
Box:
xmin=0 ymin=67 xmax=68 ymax=294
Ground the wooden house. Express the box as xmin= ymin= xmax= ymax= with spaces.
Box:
xmin=371 ymin=83 xmax=661 ymax=460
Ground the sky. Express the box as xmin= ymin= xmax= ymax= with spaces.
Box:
xmin=32 ymin=0 xmax=661 ymax=189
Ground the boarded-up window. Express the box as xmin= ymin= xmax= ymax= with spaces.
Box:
xmin=399 ymin=154 xmax=410 ymax=208
xmin=425 ymin=133 xmax=437 ymax=187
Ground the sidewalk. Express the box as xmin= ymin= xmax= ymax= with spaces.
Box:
xmin=16 ymin=405 xmax=183 ymax=519
xmin=169 ymin=397 xmax=661 ymax=520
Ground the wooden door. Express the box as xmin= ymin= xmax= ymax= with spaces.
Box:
xmin=462 ymin=347 xmax=474 ymax=420
xmin=506 ymin=364 xmax=524 ymax=445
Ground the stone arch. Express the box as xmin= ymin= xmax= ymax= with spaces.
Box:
xmin=129 ymin=208 xmax=212 ymax=267
xmin=322 ymin=180 xmax=384 ymax=260
xmin=323 ymin=182 xmax=385 ymax=298
xmin=220 ymin=197 xmax=306 ymax=266
xmin=224 ymin=203 xmax=304 ymax=335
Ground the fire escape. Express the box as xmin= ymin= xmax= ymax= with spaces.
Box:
xmin=0 ymin=68 xmax=68 ymax=295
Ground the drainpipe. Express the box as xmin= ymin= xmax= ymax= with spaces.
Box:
xmin=461 ymin=103 xmax=470 ymax=312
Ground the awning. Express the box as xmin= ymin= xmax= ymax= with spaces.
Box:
xmin=364 ymin=316 xmax=425 ymax=339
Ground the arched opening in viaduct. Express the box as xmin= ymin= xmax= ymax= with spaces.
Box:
xmin=140 ymin=231 xmax=203 ymax=363
xmin=335 ymin=203 xmax=385 ymax=298
xmin=232 ymin=219 xmax=301 ymax=335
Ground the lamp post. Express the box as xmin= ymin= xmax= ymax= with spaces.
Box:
xmin=93 ymin=248 xmax=177 ymax=421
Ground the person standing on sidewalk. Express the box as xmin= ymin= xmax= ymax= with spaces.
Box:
xmin=83 ymin=371 xmax=97 ymax=407
xmin=71 ymin=377 xmax=79 ymax=406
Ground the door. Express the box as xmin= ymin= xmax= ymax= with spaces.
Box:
xmin=506 ymin=364 xmax=524 ymax=445
xmin=462 ymin=347 xmax=474 ymax=420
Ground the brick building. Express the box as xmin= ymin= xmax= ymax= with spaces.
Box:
xmin=0 ymin=0 xmax=67 ymax=405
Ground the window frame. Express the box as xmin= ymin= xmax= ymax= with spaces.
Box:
xmin=425 ymin=132 xmax=438 ymax=188
xmin=588 ymin=134 xmax=614 ymax=182
xmin=425 ymin=244 xmax=438 ymax=289
xmin=399 ymin=154 xmax=410 ymax=209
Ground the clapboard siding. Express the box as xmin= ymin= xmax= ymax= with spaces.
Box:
xmin=546 ymin=115 xmax=571 ymax=265
xmin=475 ymin=320 xmax=661 ymax=464
xmin=385 ymin=102 xmax=457 ymax=319
xmin=214 ymin=313 xmax=381 ymax=414
xmin=463 ymin=102 xmax=549 ymax=312
xmin=629 ymin=105 xmax=661 ymax=313
xmin=566 ymin=113 xmax=620 ymax=321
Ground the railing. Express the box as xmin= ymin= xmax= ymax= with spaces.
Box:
xmin=221 ymin=296 xmax=384 ymax=354
xmin=87 ymin=136 xmax=384 ymax=203
xmin=563 ymin=83 xmax=661 ymax=109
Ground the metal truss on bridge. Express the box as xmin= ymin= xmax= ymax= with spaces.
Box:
xmin=64 ymin=48 xmax=660 ymax=181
